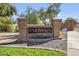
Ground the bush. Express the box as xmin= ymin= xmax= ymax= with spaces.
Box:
xmin=15 ymin=26 xmax=19 ymax=32
xmin=0 ymin=17 xmax=16 ymax=32
xmin=7 ymin=24 xmax=15 ymax=32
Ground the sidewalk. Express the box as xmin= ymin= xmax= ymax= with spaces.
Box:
xmin=68 ymin=48 xmax=79 ymax=56
xmin=68 ymin=31 xmax=79 ymax=56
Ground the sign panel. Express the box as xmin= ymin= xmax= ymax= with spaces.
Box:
xmin=28 ymin=26 xmax=52 ymax=33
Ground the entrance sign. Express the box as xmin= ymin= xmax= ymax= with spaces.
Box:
xmin=17 ymin=17 xmax=62 ymax=42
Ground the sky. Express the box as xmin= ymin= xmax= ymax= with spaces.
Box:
xmin=12 ymin=3 xmax=79 ymax=21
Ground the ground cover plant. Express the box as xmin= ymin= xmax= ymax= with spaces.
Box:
xmin=0 ymin=46 xmax=65 ymax=56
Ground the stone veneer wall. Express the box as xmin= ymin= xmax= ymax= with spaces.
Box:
xmin=17 ymin=17 xmax=28 ymax=42
xmin=51 ymin=19 xmax=62 ymax=39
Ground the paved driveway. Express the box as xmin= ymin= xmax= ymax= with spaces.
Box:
xmin=68 ymin=31 xmax=79 ymax=56
xmin=0 ymin=33 xmax=18 ymax=44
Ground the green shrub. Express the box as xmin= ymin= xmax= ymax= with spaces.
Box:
xmin=15 ymin=26 xmax=19 ymax=32
xmin=7 ymin=24 xmax=15 ymax=32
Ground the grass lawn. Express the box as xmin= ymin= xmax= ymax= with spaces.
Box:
xmin=0 ymin=46 xmax=65 ymax=56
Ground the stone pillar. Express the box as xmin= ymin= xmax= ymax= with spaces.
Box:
xmin=17 ymin=17 xmax=28 ymax=42
xmin=51 ymin=19 xmax=62 ymax=39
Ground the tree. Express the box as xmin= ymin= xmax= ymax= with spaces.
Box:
xmin=25 ymin=7 xmax=41 ymax=24
xmin=46 ymin=3 xmax=61 ymax=20
xmin=38 ymin=3 xmax=61 ymax=25
xmin=0 ymin=3 xmax=17 ymax=32
xmin=0 ymin=17 xmax=14 ymax=32
xmin=38 ymin=7 xmax=45 ymax=20
xmin=65 ymin=17 xmax=77 ymax=24
xmin=38 ymin=3 xmax=61 ymax=20
xmin=0 ymin=3 xmax=17 ymax=17
xmin=65 ymin=17 xmax=77 ymax=31
xmin=24 ymin=3 xmax=61 ymax=25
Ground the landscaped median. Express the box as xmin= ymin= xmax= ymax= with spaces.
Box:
xmin=0 ymin=46 xmax=65 ymax=56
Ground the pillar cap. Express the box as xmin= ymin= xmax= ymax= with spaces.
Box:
xmin=17 ymin=17 xmax=26 ymax=20
xmin=52 ymin=19 xmax=62 ymax=21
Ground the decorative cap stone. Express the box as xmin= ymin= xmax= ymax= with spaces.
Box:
xmin=17 ymin=17 xmax=26 ymax=20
